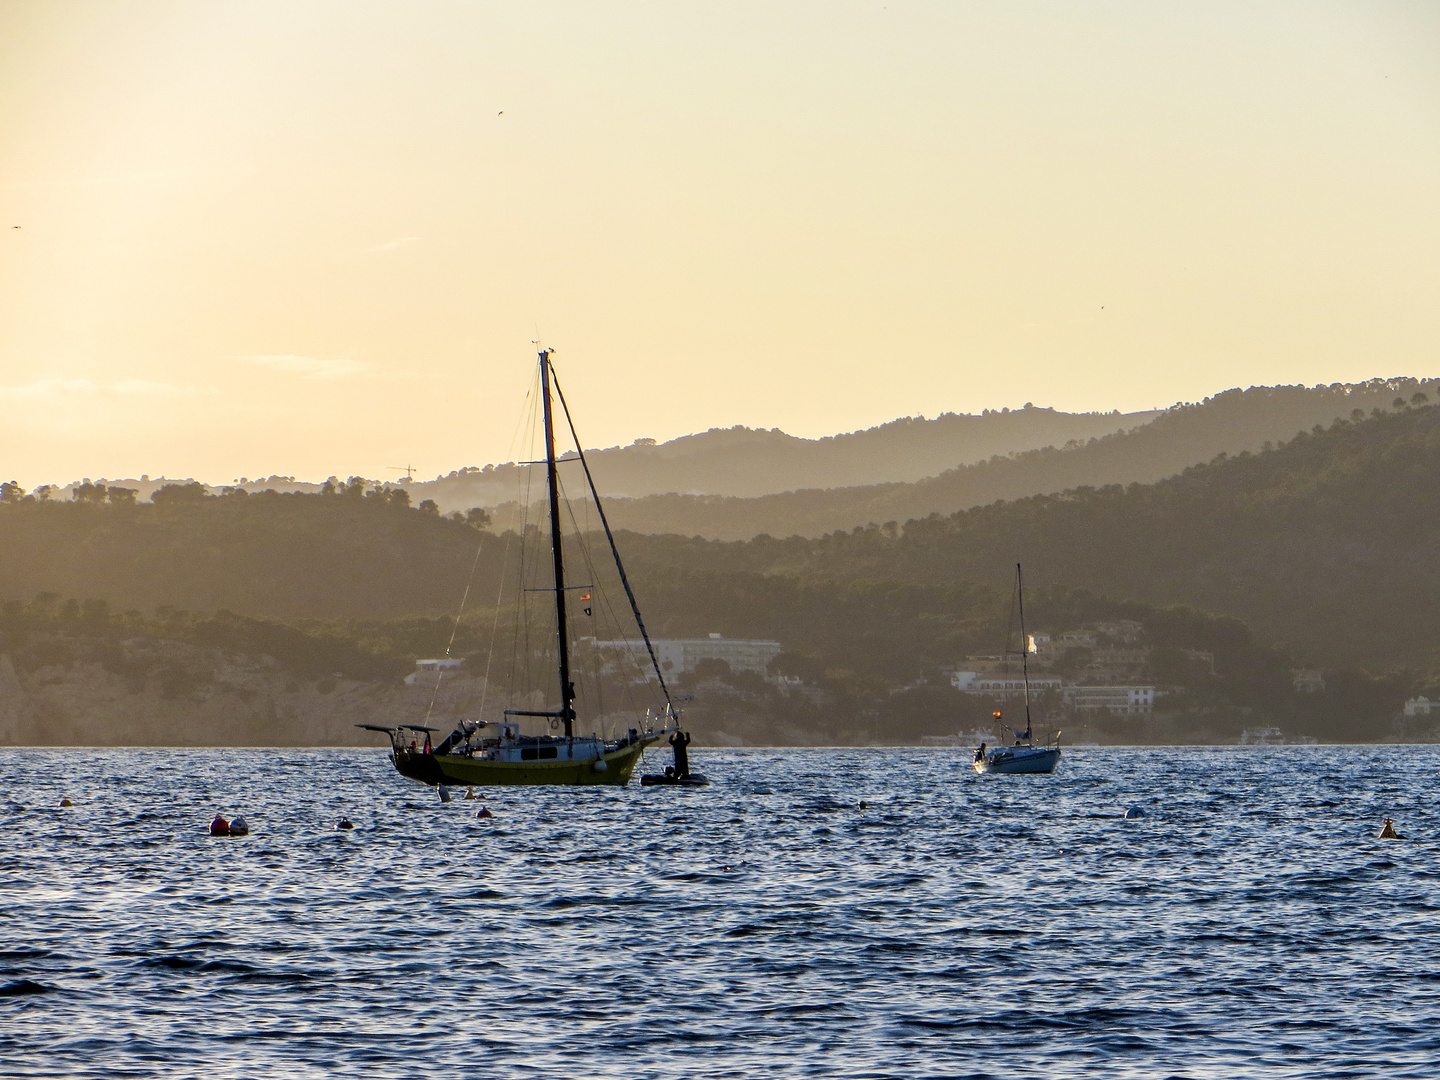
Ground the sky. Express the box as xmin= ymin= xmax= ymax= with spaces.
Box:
xmin=1 ymin=0 xmax=1438 ymax=488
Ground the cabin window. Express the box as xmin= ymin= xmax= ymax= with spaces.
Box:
xmin=520 ymin=747 xmax=559 ymax=761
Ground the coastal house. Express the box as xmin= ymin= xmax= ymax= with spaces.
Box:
xmin=1063 ymin=685 xmax=1155 ymax=714
xmin=1403 ymin=696 xmax=1432 ymax=718
xmin=1292 ymin=669 xmax=1325 ymax=693
xmin=405 ymin=657 xmax=464 ymax=686
xmin=594 ymin=634 xmax=782 ymax=679
xmin=951 ymin=673 xmax=1065 ymax=694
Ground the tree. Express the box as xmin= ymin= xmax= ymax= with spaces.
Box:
xmin=73 ymin=481 xmax=108 ymax=504
xmin=691 ymin=657 xmax=733 ymax=681
xmin=1413 ymin=392 xmax=1429 ymax=406
xmin=465 ymin=507 xmax=492 ymax=528
xmin=417 ymin=499 xmax=440 ymax=515
xmin=151 ymin=482 xmax=207 ymax=504
xmin=0 ymin=481 xmax=23 ymax=504
xmin=107 ymin=487 xmax=138 ymax=505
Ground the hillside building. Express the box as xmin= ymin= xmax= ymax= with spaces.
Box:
xmin=951 ymin=672 xmax=1064 ymax=694
xmin=1063 ymin=685 xmax=1155 ymax=714
xmin=405 ymin=658 xmax=464 ymax=686
xmin=595 ymin=634 xmax=782 ymax=679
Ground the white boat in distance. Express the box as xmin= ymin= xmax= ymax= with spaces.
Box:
xmin=973 ymin=564 xmax=1062 ymax=775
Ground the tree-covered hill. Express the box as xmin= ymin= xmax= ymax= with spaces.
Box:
xmin=615 ymin=400 xmax=1440 ymax=671
xmin=538 ymin=379 xmax=1440 ymax=539
xmin=0 ymin=487 xmax=501 ymax=619
xmin=5 ymin=396 xmax=1440 ymax=672
xmin=7 ymin=402 xmax=1440 ymax=742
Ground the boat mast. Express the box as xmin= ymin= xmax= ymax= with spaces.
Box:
xmin=539 ymin=349 xmax=575 ymax=739
xmin=1017 ymin=562 xmax=1032 ymax=740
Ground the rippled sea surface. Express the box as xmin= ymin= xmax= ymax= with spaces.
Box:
xmin=3 ymin=746 xmax=1439 ymax=1078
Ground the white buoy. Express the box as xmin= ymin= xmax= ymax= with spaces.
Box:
xmin=592 ymin=759 xmax=608 ymax=773
xmin=228 ymin=816 xmax=250 ymax=836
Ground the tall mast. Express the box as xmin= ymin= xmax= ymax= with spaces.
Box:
xmin=1017 ymin=562 xmax=1032 ymax=739
xmin=539 ymin=349 xmax=575 ymax=739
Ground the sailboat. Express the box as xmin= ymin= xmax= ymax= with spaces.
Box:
xmin=359 ymin=348 xmax=680 ymax=786
xmin=973 ymin=563 xmax=1062 ymax=775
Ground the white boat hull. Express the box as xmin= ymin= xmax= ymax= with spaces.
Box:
xmin=974 ymin=746 xmax=1061 ymax=774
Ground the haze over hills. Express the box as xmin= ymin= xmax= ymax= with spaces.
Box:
xmin=23 ymin=405 xmax=1154 ymax=506
xmin=412 ymin=405 xmax=1160 ymax=507
xmin=4 ymin=397 xmax=1440 ymax=744
xmin=487 ymin=378 xmax=1440 ymax=540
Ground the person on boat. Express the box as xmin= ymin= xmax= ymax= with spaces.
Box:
xmin=974 ymin=742 xmax=986 ymax=764
xmin=669 ymin=730 xmax=691 ymax=778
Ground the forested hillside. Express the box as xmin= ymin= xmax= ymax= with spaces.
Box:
xmin=0 ymin=485 xmax=499 ymax=619
xmin=536 ymin=379 xmax=1440 ymax=539
xmin=4 ymin=396 xmax=1439 ymax=670
xmin=615 ymin=400 xmax=1440 ymax=671
xmin=5 ymin=391 xmax=1440 ymax=744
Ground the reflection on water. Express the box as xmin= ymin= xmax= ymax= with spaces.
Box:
xmin=2 ymin=746 xmax=1438 ymax=1078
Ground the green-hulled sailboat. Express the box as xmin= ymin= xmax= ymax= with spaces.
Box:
xmin=360 ymin=348 xmax=680 ymax=786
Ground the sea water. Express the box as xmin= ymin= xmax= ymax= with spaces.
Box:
xmin=1 ymin=746 xmax=1437 ymax=1079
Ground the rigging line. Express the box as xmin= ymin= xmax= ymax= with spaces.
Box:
xmin=512 ymin=369 xmax=542 ymax=713
xmin=477 ymin=403 xmax=533 ymax=726
xmin=423 ymin=369 xmax=536 ymax=732
xmin=556 ymin=472 xmax=650 ymax=735
xmin=559 ymin=471 xmax=642 ymax=672
xmin=422 ymin=526 xmax=487 ymax=726
xmin=555 ymin=470 xmax=651 ymax=731
xmin=1017 ymin=563 xmax=1033 ymax=733
xmin=552 ymin=370 xmax=675 ymax=715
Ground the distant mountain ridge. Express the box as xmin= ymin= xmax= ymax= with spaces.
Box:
xmin=533 ymin=379 xmax=1440 ymax=539
xmin=412 ymin=405 xmax=1159 ymax=507
xmin=35 ymin=405 xmax=1157 ymax=506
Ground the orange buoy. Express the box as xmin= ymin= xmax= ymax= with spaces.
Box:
xmin=209 ymin=814 xmax=230 ymax=836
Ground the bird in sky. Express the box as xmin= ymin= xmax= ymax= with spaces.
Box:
xmin=497 ymin=110 xmax=504 ymax=116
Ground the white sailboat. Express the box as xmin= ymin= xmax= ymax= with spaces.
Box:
xmin=973 ymin=563 xmax=1062 ymax=775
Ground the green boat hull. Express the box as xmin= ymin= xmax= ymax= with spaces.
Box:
xmin=392 ymin=736 xmax=657 ymax=787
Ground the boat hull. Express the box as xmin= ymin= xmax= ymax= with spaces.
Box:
xmin=975 ymin=746 xmax=1061 ymax=774
xmin=392 ymin=737 xmax=656 ymax=787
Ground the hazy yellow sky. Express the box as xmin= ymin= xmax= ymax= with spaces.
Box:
xmin=2 ymin=1 xmax=1437 ymax=487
